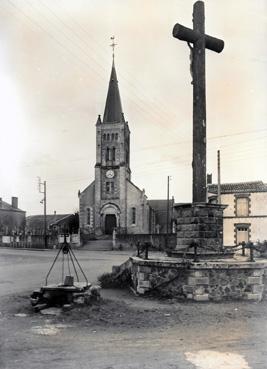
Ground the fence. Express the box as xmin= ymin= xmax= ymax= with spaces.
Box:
xmin=0 ymin=234 xmax=80 ymax=249
xmin=179 ymin=241 xmax=267 ymax=262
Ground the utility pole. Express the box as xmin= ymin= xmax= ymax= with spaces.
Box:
xmin=217 ymin=150 xmax=221 ymax=204
xmin=171 ymin=195 xmax=175 ymax=233
xmin=38 ymin=177 xmax=47 ymax=248
xmin=166 ymin=176 xmax=171 ymax=247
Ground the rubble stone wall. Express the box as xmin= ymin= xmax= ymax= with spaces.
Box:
xmin=130 ymin=257 xmax=267 ymax=302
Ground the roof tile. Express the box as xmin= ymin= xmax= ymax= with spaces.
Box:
xmin=208 ymin=181 xmax=267 ymax=194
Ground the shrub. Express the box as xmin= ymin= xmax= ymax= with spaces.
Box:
xmin=98 ymin=270 xmax=132 ymax=289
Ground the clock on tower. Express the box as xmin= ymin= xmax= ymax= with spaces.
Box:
xmin=106 ymin=169 xmax=114 ymax=179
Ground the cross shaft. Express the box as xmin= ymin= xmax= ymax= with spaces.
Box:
xmin=173 ymin=1 xmax=224 ymax=203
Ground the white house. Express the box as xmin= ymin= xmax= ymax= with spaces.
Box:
xmin=208 ymin=181 xmax=267 ymax=246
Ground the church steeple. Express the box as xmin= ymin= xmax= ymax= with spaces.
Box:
xmin=103 ymin=60 xmax=124 ymax=124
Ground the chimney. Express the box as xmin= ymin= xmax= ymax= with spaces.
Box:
xmin=11 ymin=197 xmax=18 ymax=209
xmin=207 ymin=173 xmax=212 ymax=185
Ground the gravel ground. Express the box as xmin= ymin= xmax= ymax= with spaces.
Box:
xmin=0 ymin=248 xmax=266 ymax=369
xmin=0 ymin=289 xmax=267 ymax=369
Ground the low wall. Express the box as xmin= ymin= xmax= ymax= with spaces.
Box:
xmin=129 ymin=257 xmax=267 ymax=302
xmin=0 ymin=234 xmax=80 ymax=249
xmin=116 ymin=233 xmax=176 ymax=251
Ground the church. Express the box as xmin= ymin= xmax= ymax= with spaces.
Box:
xmin=78 ymin=59 xmax=159 ymax=237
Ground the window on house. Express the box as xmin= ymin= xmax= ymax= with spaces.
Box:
xmin=236 ymin=197 xmax=249 ymax=217
xmin=236 ymin=225 xmax=249 ymax=245
xmin=132 ymin=207 xmax=136 ymax=225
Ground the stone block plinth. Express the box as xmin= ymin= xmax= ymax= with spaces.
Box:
xmin=173 ymin=203 xmax=227 ymax=255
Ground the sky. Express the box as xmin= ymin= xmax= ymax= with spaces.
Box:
xmin=0 ymin=0 xmax=266 ymax=215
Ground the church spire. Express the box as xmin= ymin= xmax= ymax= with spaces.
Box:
xmin=103 ymin=38 xmax=124 ymax=124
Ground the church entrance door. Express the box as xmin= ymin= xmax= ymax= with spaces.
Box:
xmin=105 ymin=214 xmax=117 ymax=235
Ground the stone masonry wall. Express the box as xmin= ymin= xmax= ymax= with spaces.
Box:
xmin=175 ymin=203 xmax=225 ymax=253
xmin=130 ymin=257 xmax=267 ymax=302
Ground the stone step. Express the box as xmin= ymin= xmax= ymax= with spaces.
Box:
xmin=82 ymin=239 xmax=113 ymax=251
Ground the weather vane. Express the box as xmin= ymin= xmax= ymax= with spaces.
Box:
xmin=110 ymin=36 xmax=117 ymax=61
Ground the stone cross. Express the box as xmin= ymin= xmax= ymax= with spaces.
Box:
xmin=173 ymin=1 xmax=224 ymax=203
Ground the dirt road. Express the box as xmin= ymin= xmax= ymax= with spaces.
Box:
xmin=0 ymin=248 xmax=266 ymax=369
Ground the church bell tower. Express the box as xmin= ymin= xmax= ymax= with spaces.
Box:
xmin=94 ymin=57 xmax=131 ymax=235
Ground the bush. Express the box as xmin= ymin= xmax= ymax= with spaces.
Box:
xmin=254 ymin=240 xmax=267 ymax=257
xmin=98 ymin=270 xmax=132 ymax=289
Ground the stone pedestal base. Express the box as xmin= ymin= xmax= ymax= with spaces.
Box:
xmin=171 ymin=203 xmax=227 ymax=256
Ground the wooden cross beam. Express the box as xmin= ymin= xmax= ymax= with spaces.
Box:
xmin=172 ymin=1 xmax=224 ymax=203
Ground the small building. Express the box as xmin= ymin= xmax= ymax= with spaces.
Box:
xmin=148 ymin=199 xmax=175 ymax=234
xmin=208 ymin=181 xmax=267 ymax=246
xmin=26 ymin=213 xmax=79 ymax=235
xmin=0 ymin=197 xmax=26 ymax=235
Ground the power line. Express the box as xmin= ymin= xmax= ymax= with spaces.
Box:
xmin=22 ymin=0 xmax=181 ymax=140
xmin=136 ymin=128 xmax=267 ymax=152
xmin=40 ymin=0 xmax=182 ymax=124
xmin=2 ymin=0 xmax=106 ymax=85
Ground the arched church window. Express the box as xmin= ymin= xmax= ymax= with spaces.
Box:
xmin=132 ymin=207 xmax=136 ymax=225
xmin=107 ymin=133 xmax=110 ymax=141
xmin=112 ymin=147 xmax=116 ymax=161
xmin=111 ymin=133 xmax=114 ymax=140
xmin=106 ymin=181 xmax=114 ymax=193
xmin=115 ymin=133 xmax=118 ymax=140
xmin=103 ymin=133 xmax=106 ymax=140
xmin=106 ymin=147 xmax=110 ymax=161
xmin=106 ymin=182 xmax=110 ymax=193
xmin=87 ymin=208 xmax=92 ymax=225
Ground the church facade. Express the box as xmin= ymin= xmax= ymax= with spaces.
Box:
xmin=79 ymin=61 xmax=153 ymax=237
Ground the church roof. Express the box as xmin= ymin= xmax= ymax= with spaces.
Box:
xmin=208 ymin=181 xmax=267 ymax=194
xmin=103 ymin=61 xmax=124 ymax=123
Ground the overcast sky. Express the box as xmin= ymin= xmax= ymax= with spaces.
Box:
xmin=0 ymin=0 xmax=266 ymax=215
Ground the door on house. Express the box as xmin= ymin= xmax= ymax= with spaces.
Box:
xmin=105 ymin=214 xmax=117 ymax=235
xmin=236 ymin=226 xmax=249 ymax=245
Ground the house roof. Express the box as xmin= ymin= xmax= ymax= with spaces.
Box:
xmin=103 ymin=61 xmax=125 ymax=124
xmin=0 ymin=200 xmax=25 ymax=212
xmin=148 ymin=199 xmax=173 ymax=213
xmin=26 ymin=214 xmax=73 ymax=229
xmin=208 ymin=181 xmax=267 ymax=194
